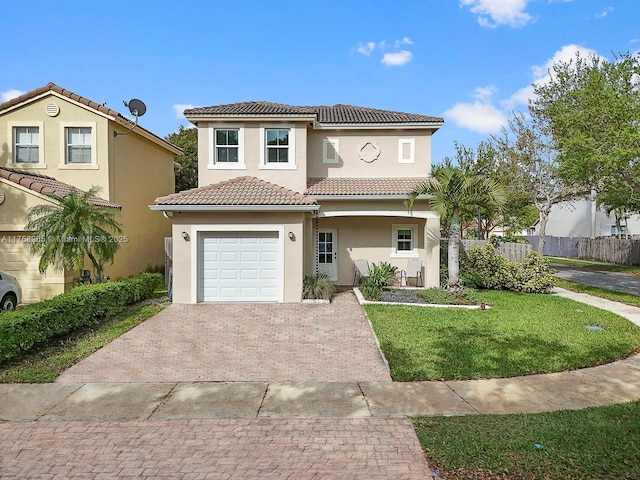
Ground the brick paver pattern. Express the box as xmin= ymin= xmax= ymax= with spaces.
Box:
xmin=0 ymin=418 xmax=433 ymax=479
xmin=57 ymin=292 xmax=391 ymax=383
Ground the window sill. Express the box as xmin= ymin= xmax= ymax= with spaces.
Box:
xmin=11 ymin=163 xmax=47 ymax=170
xmin=58 ymin=163 xmax=99 ymax=170
xmin=259 ymin=164 xmax=297 ymax=170
xmin=390 ymin=252 xmax=420 ymax=259
xmin=208 ymin=164 xmax=247 ymax=170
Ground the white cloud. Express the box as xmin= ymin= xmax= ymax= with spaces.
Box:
xmin=596 ymin=7 xmax=613 ymax=18
xmin=173 ymin=104 xmax=195 ymax=119
xmin=357 ymin=41 xmax=376 ymax=56
xmin=460 ymin=0 xmax=533 ymax=28
xmin=444 ymin=101 xmax=507 ymax=134
xmin=381 ymin=50 xmax=413 ymax=67
xmin=395 ymin=37 xmax=413 ymax=48
xmin=1 ymin=89 xmax=25 ymax=102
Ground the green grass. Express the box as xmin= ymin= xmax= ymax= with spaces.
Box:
xmin=556 ymin=278 xmax=640 ymax=307
xmin=0 ymin=300 xmax=167 ymax=383
xmin=414 ymin=400 xmax=640 ymax=480
xmin=549 ymin=257 xmax=640 ymax=274
xmin=365 ymin=290 xmax=640 ymax=381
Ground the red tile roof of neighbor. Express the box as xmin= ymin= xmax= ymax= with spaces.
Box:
xmin=153 ymin=176 xmax=317 ymax=206
xmin=305 ymin=177 xmax=432 ymax=196
xmin=184 ymin=101 xmax=444 ymax=125
xmin=0 ymin=83 xmax=181 ymax=154
xmin=0 ymin=167 xmax=121 ymax=208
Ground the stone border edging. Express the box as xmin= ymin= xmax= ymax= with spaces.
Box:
xmin=353 ymin=287 xmax=488 ymax=309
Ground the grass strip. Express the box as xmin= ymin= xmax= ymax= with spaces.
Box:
xmin=365 ymin=290 xmax=640 ymax=381
xmin=0 ymin=300 xmax=167 ymax=383
xmin=414 ymin=400 xmax=640 ymax=480
xmin=549 ymin=258 xmax=640 ymax=275
xmin=555 ymin=278 xmax=640 ymax=308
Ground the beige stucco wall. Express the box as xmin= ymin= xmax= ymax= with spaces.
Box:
xmin=170 ymin=211 xmax=307 ymax=303
xmin=307 ymin=129 xmax=433 ymax=178
xmin=198 ymin=122 xmax=308 ymax=193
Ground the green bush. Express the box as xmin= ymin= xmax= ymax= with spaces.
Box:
xmin=416 ymin=287 xmax=478 ymax=305
xmin=302 ymin=274 xmax=336 ymax=300
xmin=0 ymin=273 xmax=162 ymax=364
xmin=359 ymin=279 xmax=382 ymax=301
xmin=368 ymin=262 xmax=399 ymax=288
xmin=463 ymin=245 xmax=555 ymax=294
xmin=460 ymin=271 xmax=483 ymax=289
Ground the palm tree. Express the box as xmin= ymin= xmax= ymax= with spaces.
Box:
xmin=406 ymin=166 xmax=506 ymax=287
xmin=26 ymin=187 xmax=124 ymax=277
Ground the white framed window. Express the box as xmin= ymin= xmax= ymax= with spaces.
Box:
xmin=59 ymin=122 xmax=97 ymax=169
xmin=259 ymin=124 xmax=296 ymax=169
xmin=391 ymin=224 xmax=419 ymax=258
xmin=208 ymin=123 xmax=245 ymax=169
xmin=9 ymin=122 xmax=45 ymax=167
xmin=322 ymin=138 xmax=339 ymax=164
xmin=398 ymin=139 xmax=415 ymax=164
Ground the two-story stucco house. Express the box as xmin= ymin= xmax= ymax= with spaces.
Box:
xmin=0 ymin=83 xmax=181 ymax=302
xmin=151 ymin=102 xmax=443 ymax=303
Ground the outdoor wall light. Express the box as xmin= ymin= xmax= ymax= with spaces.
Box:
xmin=288 ymin=231 xmax=295 ymax=241
xmin=181 ymin=231 xmax=190 ymax=241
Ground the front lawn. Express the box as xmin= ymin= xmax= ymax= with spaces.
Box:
xmin=365 ymin=290 xmax=640 ymax=381
xmin=414 ymin=400 xmax=640 ymax=480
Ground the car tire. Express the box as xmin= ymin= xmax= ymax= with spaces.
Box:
xmin=1 ymin=293 xmax=17 ymax=311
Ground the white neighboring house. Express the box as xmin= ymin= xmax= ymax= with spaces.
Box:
xmin=528 ymin=198 xmax=640 ymax=238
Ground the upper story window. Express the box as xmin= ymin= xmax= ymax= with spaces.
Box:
xmin=59 ymin=122 xmax=97 ymax=169
xmin=322 ymin=138 xmax=339 ymax=164
xmin=66 ymin=127 xmax=92 ymax=164
xmin=266 ymin=129 xmax=289 ymax=163
xmin=208 ymin=123 xmax=245 ymax=169
xmin=398 ymin=139 xmax=415 ymax=164
xmin=14 ymin=127 xmax=40 ymax=164
xmin=260 ymin=124 xmax=296 ymax=170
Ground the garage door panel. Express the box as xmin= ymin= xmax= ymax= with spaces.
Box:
xmin=200 ymin=232 xmax=281 ymax=302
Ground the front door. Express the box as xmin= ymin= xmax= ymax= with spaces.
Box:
xmin=317 ymin=229 xmax=338 ymax=281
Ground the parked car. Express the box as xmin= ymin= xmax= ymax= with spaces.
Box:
xmin=0 ymin=270 xmax=22 ymax=311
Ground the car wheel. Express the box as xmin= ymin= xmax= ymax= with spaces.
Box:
xmin=1 ymin=294 xmax=17 ymax=311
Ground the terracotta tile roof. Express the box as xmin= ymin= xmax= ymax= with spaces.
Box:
xmin=153 ymin=176 xmax=317 ymax=206
xmin=0 ymin=82 xmax=181 ymax=155
xmin=305 ymin=177 xmax=432 ymax=196
xmin=184 ymin=102 xmax=443 ymax=125
xmin=0 ymin=167 xmax=121 ymax=208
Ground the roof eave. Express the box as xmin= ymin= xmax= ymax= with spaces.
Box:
xmin=149 ymin=204 xmax=320 ymax=212
xmin=185 ymin=113 xmax=317 ymax=125
xmin=313 ymin=121 xmax=444 ymax=131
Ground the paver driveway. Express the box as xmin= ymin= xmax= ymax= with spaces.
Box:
xmin=57 ymin=291 xmax=391 ymax=383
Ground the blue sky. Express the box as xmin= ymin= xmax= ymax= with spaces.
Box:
xmin=1 ymin=0 xmax=638 ymax=164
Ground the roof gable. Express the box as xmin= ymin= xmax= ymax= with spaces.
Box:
xmin=0 ymin=167 xmax=120 ymax=208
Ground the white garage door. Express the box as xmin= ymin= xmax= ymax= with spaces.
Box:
xmin=200 ymin=232 xmax=281 ymax=302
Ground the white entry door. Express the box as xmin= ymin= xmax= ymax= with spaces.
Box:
xmin=317 ymin=229 xmax=338 ymax=281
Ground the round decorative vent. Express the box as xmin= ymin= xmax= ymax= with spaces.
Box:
xmin=45 ymin=103 xmax=60 ymax=117
xmin=358 ymin=141 xmax=381 ymax=163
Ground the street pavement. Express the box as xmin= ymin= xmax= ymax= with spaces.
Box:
xmin=553 ymin=263 xmax=640 ymax=295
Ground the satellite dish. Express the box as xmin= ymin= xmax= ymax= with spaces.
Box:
xmin=125 ymin=98 xmax=146 ymax=117
xmin=114 ymin=98 xmax=147 ymax=137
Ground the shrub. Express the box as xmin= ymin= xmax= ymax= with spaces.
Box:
xmin=416 ymin=287 xmax=478 ymax=305
xmin=460 ymin=271 xmax=483 ymax=289
xmin=0 ymin=273 xmax=163 ymax=364
xmin=359 ymin=279 xmax=382 ymax=301
xmin=463 ymin=245 xmax=555 ymax=294
xmin=368 ymin=262 xmax=399 ymax=288
xmin=302 ymin=274 xmax=335 ymax=300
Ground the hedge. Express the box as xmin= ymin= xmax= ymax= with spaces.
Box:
xmin=0 ymin=273 xmax=163 ymax=364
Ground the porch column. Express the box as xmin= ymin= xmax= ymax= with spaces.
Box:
xmin=424 ymin=217 xmax=440 ymax=288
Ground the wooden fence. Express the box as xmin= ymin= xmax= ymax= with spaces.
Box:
xmin=577 ymin=237 xmax=640 ymax=265
xmin=452 ymin=239 xmax=533 ymax=262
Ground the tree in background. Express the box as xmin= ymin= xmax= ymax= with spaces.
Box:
xmin=406 ymin=166 xmax=505 ymax=287
xmin=26 ymin=188 xmax=124 ymax=277
xmin=491 ymin=112 xmax=587 ymax=253
xmin=531 ymin=51 xmax=640 ymax=202
xmin=166 ymin=126 xmax=198 ymax=192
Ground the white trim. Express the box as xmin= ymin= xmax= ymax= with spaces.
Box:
xmin=8 ymin=121 xmax=45 ymax=168
xmin=318 ymin=210 xmax=438 ymax=219
xmin=322 ymin=138 xmax=339 ymax=164
xmin=398 ymin=139 xmax=415 ymax=164
xmin=149 ymin=204 xmax=319 ymax=212
xmin=59 ymin=121 xmax=98 ymax=169
xmin=259 ymin=123 xmax=297 ymax=170
xmin=190 ymin=224 xmax=285 ymax=303
xmin=391 ymin=224 xmax=419 ymax=258
xmin=208 ymin=123 xmax=245 ymax=169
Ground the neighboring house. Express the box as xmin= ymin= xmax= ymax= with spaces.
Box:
xmin=529 ymin=198 xmax=640 ymax=238
xmin=151 ymin=102 xmax=443 ymax=303
xmin=0 ymin=83 xmax=181 ymax=302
